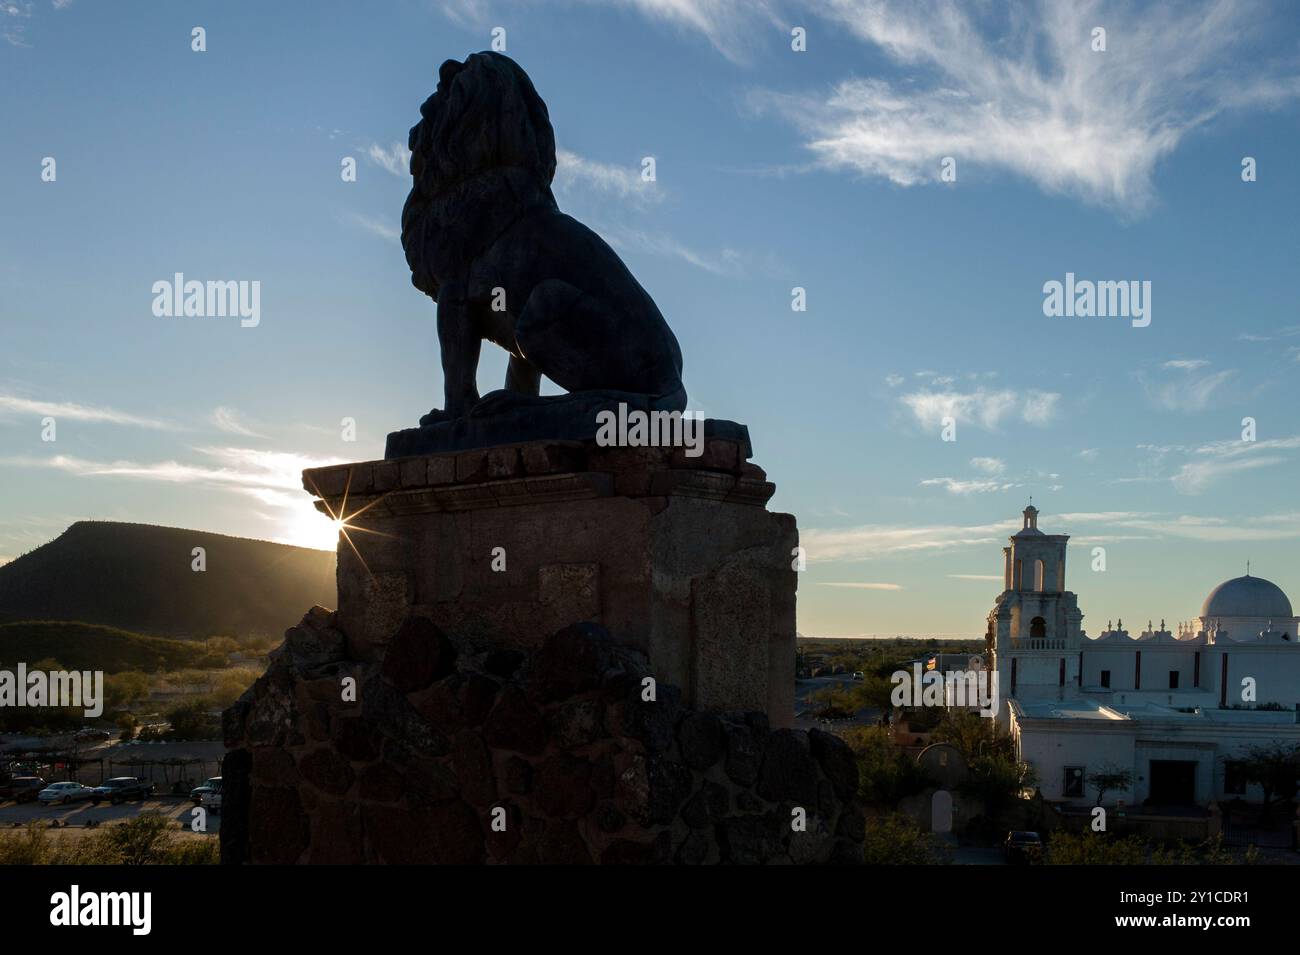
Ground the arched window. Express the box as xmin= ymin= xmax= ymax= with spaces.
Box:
xmin=1030 ymin=616 xmax=1047 ymax=639
xmin=1034 ymin=559 xmax=1045 ymax=592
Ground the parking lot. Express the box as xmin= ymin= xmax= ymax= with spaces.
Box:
xmin=0 ymin=794 xmax=221 ymax=834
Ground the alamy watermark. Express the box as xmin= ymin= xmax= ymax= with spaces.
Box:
xmin=595 ymin=402 xmax=704 ymax=458
xmin=152 ymin=273 xmax=261 ymax=328
xmin=890 ymin=662 xmax=1000 ymax=718
xmin=1042 ymin=272 xmax=1150 ymax=328
xmin=0 ymin=665 xmax=103 ymax=718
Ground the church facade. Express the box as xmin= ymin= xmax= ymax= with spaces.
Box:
xmin=985 ymin=506 xmax=1300 ymax=807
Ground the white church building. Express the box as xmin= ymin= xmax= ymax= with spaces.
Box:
xmin=985 ymin=505 xmax=1300 ymax=808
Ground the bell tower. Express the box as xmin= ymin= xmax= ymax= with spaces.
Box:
xmin=986 ymin=504 xmax=1085 ymax=720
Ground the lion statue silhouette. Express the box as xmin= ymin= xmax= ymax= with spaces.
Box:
xmin=399 ymin=51 xmax=687 ymax=436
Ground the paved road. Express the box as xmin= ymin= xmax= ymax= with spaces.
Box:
xmin=0 ymin=795 xmax=221 ymax=833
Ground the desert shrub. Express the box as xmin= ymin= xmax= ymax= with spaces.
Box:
xmin=862 ymin=814 xmax=952 ymax=865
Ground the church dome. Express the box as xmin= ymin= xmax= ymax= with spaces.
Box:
xmin=1200 ymin=575 xmax=1292 ymax=620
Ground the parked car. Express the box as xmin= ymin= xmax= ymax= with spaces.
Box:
xmin=1003 ymin=830 xmax=1044 ymax=864
xmin=73 ymin=728 xmax=112 ymax=742
xmin=38 ymin=781 xmax=96 ymax=805
xmin=200 ymin=788 xmax=223 ymax=815
xmin=0 ymin=776 xmax=47 ymax=803
xmin=89 ymin=777 xmax=155 ymax=805
xmin=189 ymin=776 xmax=222 ymax=805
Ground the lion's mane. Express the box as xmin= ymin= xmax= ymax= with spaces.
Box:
xmin=401 ymin=52 xmax=558 ymax=298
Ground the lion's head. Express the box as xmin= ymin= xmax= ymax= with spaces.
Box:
xmin=402 ymin=52 xmax=558 ymax=297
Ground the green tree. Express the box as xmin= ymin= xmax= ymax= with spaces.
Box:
xmin=1235 ymin=742 xmax=1300 ymax=821
xmin=842 ymin=726 xmax=932 ymax=806
xmin=1086 ymin=765 xmax=1134 ymax=807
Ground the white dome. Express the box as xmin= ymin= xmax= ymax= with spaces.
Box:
xmin=1200 ymin=575 xmax=1292 ymax=621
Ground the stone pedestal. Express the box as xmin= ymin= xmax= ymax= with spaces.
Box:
xmin=302 ymin=432 xmax=797 ymax=725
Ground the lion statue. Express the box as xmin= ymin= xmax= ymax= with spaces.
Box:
xmin=400 ymin=51 xmax=687 ymax=426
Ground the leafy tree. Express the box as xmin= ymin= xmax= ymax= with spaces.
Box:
xmin=842 ymin=726 xmax=932 ymax=806
xmin=104 ymin=671 xmax=150 ymax=709
xmin=1086 ymin=765 xmax=1134 ymax=807
xmin=164 ymin=700 xmax=218 ymax=740
xmin=1235 ymin=742 xmax=1300 ymax=821
xmin=850 ymin=672 xmax=896 ymax=712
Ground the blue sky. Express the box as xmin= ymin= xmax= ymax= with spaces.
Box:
xmin=2 ymin=0 xmax=1299 ymax=638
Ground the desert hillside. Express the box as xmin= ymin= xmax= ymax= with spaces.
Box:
xmin=0 ymin=521 xmax=335 ymax=638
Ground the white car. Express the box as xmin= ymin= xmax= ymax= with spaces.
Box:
xmin=37 ymin=781 xmax=95 ymax=805
xmin=200 ymin=788 xmax=223 ymax=815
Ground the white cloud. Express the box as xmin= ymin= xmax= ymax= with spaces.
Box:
xmin=1022 ymin=390 xmax=1060 ymax=424
xmin=1139 ymin=363 xmax=1235 ymax=412
xmin=0 ymin=394 xmax=171 ymax=430
xmin=597 ymin=224 xmax=745 ymax=276
xmin=801 ymin=519 xmax=1016 ymax=561
xmin=884 ymin=374 xmax=905 ymax=387
xmin=754 ymin=0 xmax=1299 ymax=211
xmin=1 ymin=446 xmax=344 ymax=492
xmin=817 ymin=581 xmax=903 ymax=590
xmin=1163 ymin=358 xmax=1210 ymax=371
xmin=1165 ymin=435 xmax=1300 ymax=494
xmin=900 ymin=387 xmax=1059 ymax=430
xmin=921 ymin=476 xmax=1017 ymax=495
xmin=970 ymin=457 xmax=1005 ymax=475
xmin=555 ymin=149 xmax=662 ymax=207
xmin=365 ymin=141 xmax=412 ymax=178
xmin=210 ymin=406 xmax=267 ymax=439
xmin=344 ymin=212 xmax=401 ymax=243
xmin=802 ymin=507 xmax=1300 ymax=564
xmin=440 ymin=0 xmax=779 ymax=62
xmin=947 ymin=574 xmax=1002 ymax=581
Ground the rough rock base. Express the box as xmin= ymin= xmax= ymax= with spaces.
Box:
xmin=221 ymin=610 xmax=864 ymax=865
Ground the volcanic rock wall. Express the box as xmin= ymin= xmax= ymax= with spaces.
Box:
xmin=221 ymin=610 xmax=863 ymax=864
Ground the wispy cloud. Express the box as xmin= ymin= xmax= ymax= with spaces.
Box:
xmin=970 ymin=456 xmax=1005 ymax=475
xmin=2 ymin=1 xmax=32 ymax=47
xmin=210 ymin=406 xmax=267 ymax=439
xmin=439 ymin=0 xmax=779 ymax=62
xmin=751 ymin=0 xmax=1299 ymax=211
xmin=1 ymin=446 xmax=344 ymax=492
xmin=0 ymin=394 xmax=172 ymax=430
xmin=366 ymin=141 xmax=412 ymax=178
xmin=1139 ymin=361 xmax=1235 ymax=412
xmin=817 ymin=581 xmax=903 ymax=591
xmin=900 ymin=387 xmax=1060 ymax=430
xmin=803 ymin=506 xmax=1300 ymax=562
xmin=947 ymin=573 xmax=1002 ymax=581
xmin=1169 ymin=435 xmax=1300 ymax=494
xmin=344 ymin=212 xmax=401 ymax=243
xmin=555 ymin=149 xmax=663 ymax=207
xmin=802 ymin=519 xmax=1016 ymax=561
xmin=598 ymin=224 xmax=745 ymax=276
xmin=920 ymin=477 xmax=1018 ymax=496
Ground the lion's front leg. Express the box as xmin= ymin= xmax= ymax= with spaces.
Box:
xmin=504 ymin=354 xmax=541 ymax=396
xmin=437 ymin=281 xmax=481 ymax=418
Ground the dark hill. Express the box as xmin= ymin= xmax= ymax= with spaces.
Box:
xmin=0 ymin=621 xmax=224 ymax=673
xmin=0 ymin=522 xmax=335 ymax=638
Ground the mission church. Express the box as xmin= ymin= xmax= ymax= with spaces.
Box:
xmin=983 ymin=504 xmax=1300 ymax=807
